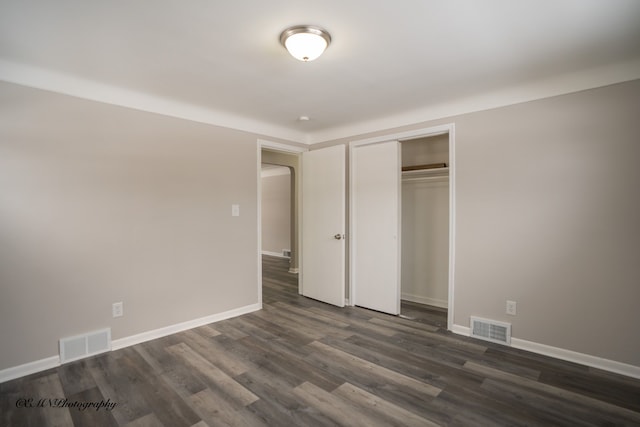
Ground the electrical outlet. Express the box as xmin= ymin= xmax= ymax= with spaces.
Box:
xmin=112 ymin=302 xmax=123 ymax=318
xmin=506 ymin=300 xmax=517 ymax=316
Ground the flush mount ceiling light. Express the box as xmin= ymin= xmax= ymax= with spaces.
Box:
xmin=280 ymin=25 xmax=331 ymax=62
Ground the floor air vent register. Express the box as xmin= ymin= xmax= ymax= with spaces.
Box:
xmin=59 ymin=328 xmax=111 ymax=364
xmin=470 ymin=317 xmax=511 ymax=345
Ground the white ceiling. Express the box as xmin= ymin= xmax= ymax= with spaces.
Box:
xmin=1 ymin=1 xmax=639 ymax=144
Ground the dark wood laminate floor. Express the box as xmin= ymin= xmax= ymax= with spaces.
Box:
xmin=2 ymin=255 xmax=640 ymax=426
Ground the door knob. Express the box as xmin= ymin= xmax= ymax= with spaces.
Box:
xmin=334 ymin=234 xmax=343 ymax=240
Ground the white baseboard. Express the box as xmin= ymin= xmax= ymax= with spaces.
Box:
xmin=262 ymin=250 xmax=290 ymax=259
xmin=511 ymin=338 xmax=640 ymax=379
xmin=401 ymin=293 xmax=448 ymax=309
xmin=0 ymin=302 xmax=261 ymax=384
xmin=112 ymin=303 xmax=261 ymax=350
xmin=451 ymin=323 xmax=640 ymax=379
xmin=451 ymin=324 xmax=471 ymax=336
xmin=0 ymin=356 xmax=60 ymax=384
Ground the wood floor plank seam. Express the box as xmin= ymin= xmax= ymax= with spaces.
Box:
xmin=464 ymin=361 xmax=640 ymax=423
xmin=165 ymin=343 xmax=259 ymax=409
xmin=333 ymin=381 xmax=441 ymax=427
xmin=307 ymin=340 xmax=442 ymax=397
xmin=292 ymin=381 xmax=386 ymax=427
xmin=480 ymin=378 xmax=620 ymax=427
xmin=180 ymin=329 xmax=252 ymax=377
xmin=2 ymin=255 xmax=639 ymax=426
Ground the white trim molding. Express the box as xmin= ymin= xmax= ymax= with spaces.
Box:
xmin=262 ymin=250 xmax=290 ymax=259
xmin=451 ymin=324 xmax=640 ymax=380
xmin=2 ymin=58 xmax=639 ymax=146
xmin=510 ymin=338 xmax=640 ymax=380
xmin=0 ymin=303 xmax=261 ymax=383
xmin=111 ymin=303 xmax=260 ymax=351
xmin=451 ymin=324 xmax=471 ymax=337
xmin=258 ymin=139 xmax=308 ymax=153
xmin=308 ymin=58 xmax=640 ymax=144
xmin=257 ymin=143 xmax=263 ymax=307
xmin=401 ymin=293 xmax=448 ymax=309
xmin=0 ymin=60 xmax=309 ymax=144
xmin=447 ymin=124 xmax=456 ymax=333
xmin=349 ymin=124 xmax=452 ymax=148
xmin=0 ymin=356 xmax=60 ymax=384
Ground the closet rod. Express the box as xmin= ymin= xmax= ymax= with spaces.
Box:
xmin=401 ymin=162 xmax=447 ymax=172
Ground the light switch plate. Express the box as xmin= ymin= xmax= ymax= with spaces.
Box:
xmin=231 ymin=204 xmax=240 ymax=217
xmin=506 ymin=300 xmax=517 ymax=316
xmin=112 ymin=302 xmax=123 ymax=318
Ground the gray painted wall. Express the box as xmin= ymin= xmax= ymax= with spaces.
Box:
xmin=453 ymin=80 xmax=640 ymax=366
xmin=2 ymin=78 xmax=639 ymax=374
xmin=0 ymin=82 xmax=260 ymax=370
xmin=320 ymin=79 xmax=640 ymax=367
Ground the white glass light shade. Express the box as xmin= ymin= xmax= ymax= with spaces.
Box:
xmin=284 ymin=32 xmax=327 ymax=61
xmin=280 ymin=25 xmax=331 ymax=62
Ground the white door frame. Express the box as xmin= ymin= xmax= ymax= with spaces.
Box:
xmin=349 ymin=123 xmax=456 ymax=330
xmin=257 ymin=139 xmax=308 ymax=307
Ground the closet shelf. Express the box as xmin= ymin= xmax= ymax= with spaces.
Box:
xmin=402 ymin=166 xmax=449 ymax=179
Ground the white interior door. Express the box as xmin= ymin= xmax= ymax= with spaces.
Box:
xmin=351 ymin=141 xmax=401 ymax=314
xmin=301 ymin=145 xmax=346 ymax=307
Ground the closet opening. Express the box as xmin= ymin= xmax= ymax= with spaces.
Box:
xmin=400 ymin=134 xmax=449 ymax=327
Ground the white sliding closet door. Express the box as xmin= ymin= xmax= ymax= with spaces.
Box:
xmin=351 ymin=141 xmax=401 ymax=315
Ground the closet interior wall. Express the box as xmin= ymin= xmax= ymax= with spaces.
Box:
xmin=401 ymin=135 xmax=450 ymax=309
